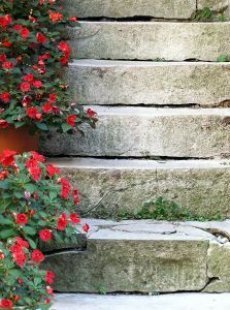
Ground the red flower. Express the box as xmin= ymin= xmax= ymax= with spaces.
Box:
xmin=60 ymin=178 xmax=71 ymax=199
xmin=0 ymin=299 xmax=13 ymax=309
xmin=66 ymin=114 xmax=77 ymax=127
xmin=69 ymin=213 xmax=80 ymax=225
xmin=20 ymin=27 xmax=30 ymax=39
xmin=57 ymin=41 xmax=71 ymax=54
xmin=36 ymin=32 xmax=47 ymax=44
xmin=19 ymin=82 xmax=31 ymax=92
xmin=49 ymin=11 xmax=63 ymax=23
xmin=82 ymin=223 xmax=90 ymax=233
xmin=0 ymin=150 xmax=17 ymax=167
xmin=0 ymin=92 xmax=10 ymax=103
xmin=0 ymin=120 xmax=9 ymax=129
xmin=33 ymin=80 xmax=43 ymax=88
xmin=46 ymin=164 xmax=60 ymax=177
xmin=56 ymin=213 xmax=67 ymax=231
xmin=31 ymin=151 xmax=45 ymax=162
xmin=28 ymin=165 xmax=42 ymax=181
xmin=69 ymin=16 xmax=77 ymax=22
xmin=12 ymin=251 xmax=27 ymax=268
xmin=0 ymin=252 xmax=4 ymax=260
xmin=0 ymin=14 xmax=12 ymax=28
xmin=31 ymin=249 xmax=45 ymax=264
xmin=15 ymin=237 xmax=29 ymax=248
xmin=2 ymin=61 xmax=13 ymax=70
xmin=45 ymin=270 xmax=55 ymax=285
xmin=15 ymin=213 xmax=28 ymax=226
xmin=39 ymin=229 xmax=52 ymax=242
xmin=87 ymin=108 xmax=97 ymax=119
xmin=22 ymin=74 xmax=34 ymax=83
xmin=0 ymin=54 xmax=6 ymax=62
xmin=26 ymin=107 xmax=42 ymax=121
xmin=42 ymin=102 xmax=53 ymax=114
xmin=0 ymin=170 xmax=8 ymax=180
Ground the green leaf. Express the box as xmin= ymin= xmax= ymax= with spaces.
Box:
xmin=0 ymin=181 xmax=9 ymax=189
xmin=26 ymin=237 xmax=37 ymax=249
xmin=0 ymin=215 xmax=12 ymax=225
xmin=36 ymin=122 xmax=49 ymax=131
xmin=0 ymin=229 xmax=16 ymax=239
xmin=22 ymin=226 xmax=37 ymax=236
xmin=61 ymin=123 xmax=72 ymax=133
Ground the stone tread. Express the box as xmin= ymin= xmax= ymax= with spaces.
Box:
xmin=44 ymin=220 xmax=230 ymax=293
xmin=71 ymin=22 xmax=230 ymax=61
xmin=41 ymin=107 xmax=230 ymax=158
xmin=46 ymin=158 xmax=230 ymax=218
xmin=69 ymin=60 xmax=230 ymax=106
xmin=53 ymin=293 xmax=230 ymax=310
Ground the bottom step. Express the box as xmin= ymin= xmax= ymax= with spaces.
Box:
xmin=44 ymin=220 xmax=230 ymax=293
xmin=53 ymin=293 xmax=230 ymax=310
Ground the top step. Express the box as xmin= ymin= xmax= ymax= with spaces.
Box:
xmin=66 ymin=0 xmax=230 ymax=20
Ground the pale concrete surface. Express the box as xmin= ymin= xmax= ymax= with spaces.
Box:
xmin=71 ymin=22 xmax=230 ymax=61
xmin=69 ymin=60 xmax=230 ymax=106
xmin=52 ymin=293 xmax=230 ymax=310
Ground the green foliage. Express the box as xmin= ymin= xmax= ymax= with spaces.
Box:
xmin=115 ymin=197 xmax=223 ymax=221
xmin=217 ymin=54 xmax=230 ymax=62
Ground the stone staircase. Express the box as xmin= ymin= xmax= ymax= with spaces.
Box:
xmin=43 ymin=0 xmax=230 ymax=298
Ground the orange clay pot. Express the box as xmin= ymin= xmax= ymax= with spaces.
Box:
xmin=0 ymin=126 xmax=39 ymax=153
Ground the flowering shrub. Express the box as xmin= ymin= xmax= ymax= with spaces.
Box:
xmin=0 ymin=150 xmax=88 ymax=309
xmin=0 ymin=0 xmax=97 ymax=133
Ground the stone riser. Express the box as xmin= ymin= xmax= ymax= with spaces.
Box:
xmin=69 ymin=60 xmax=230 ymax=106
xmin=71 ymin=22 xmax=230 ymax=61
xmin=48 ymin=158 xmax=230 ymax=218
xmin=41 ymin=107 xmax=230 ymax=158
xmin=44 ymin=220 xmax=230 ymax=293
xmin=66 ymin=0 xmax=229 ymax=20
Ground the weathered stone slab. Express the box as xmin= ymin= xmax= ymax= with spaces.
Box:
xmin=66 ymin=0 xmax=196 ymax=19
xmin=41 ymin=107 xmax=230 ymax=158
xmin=47 ymin=158 xmax=230 ymax=218
xmin=204 ymin=242 xmax=230 ymax=292
xmin=44 ymin=220 xmax=209 ymax=293
xmin=69 ymin=60 xmax=230 ymax=106
xmin=71 ymin=22 xmax=230 ymax=61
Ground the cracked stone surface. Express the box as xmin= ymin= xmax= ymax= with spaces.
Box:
xmin=53 ymin=293 xmax=230 ymax=310
xmin=71 ymin=22 xmax=230 ymax=61
xmin=45 ymin=158 xmax=230 ymax=218
xmin=43 ymin=219 xmax=230 ymax=293
xmin=69 ymin=60 xmax=230 ymax=106
xmin=41 ymin=107 xmax=230 ymax=158
xmin=66 ymin=0 xmax=197 ymax=19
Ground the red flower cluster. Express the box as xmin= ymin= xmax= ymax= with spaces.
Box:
xmin=0 ymin=2 xmax=97 ymax=132
xmin=0 ymin=149 xmax=89 ymax=308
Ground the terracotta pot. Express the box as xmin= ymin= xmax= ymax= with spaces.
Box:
xmin=0 ymin=126 xmax=39 ymax=153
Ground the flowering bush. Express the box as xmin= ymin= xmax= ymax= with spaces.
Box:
xmin=0 ymin=150 xmax=88 ymax=309
xmin=0 ymin=0 xmax=97 ymax=133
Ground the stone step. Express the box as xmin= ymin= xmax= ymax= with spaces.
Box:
xmin=48 ymin=158 xmax=230 ymax=218
xmin=69 ymin=60 xmax=230 ymax=106
xmin=66 ymin=0 xmax=229 ymax=20
xmin=71 ymin=22 xmax=230 ymax=61
xmin=41 ymin=107 xmax=230 ymax=158
xmin=44 ymin=219 xmax=230 ymax=293
xmin=53 ymin=293 xmax=230 ymax=310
